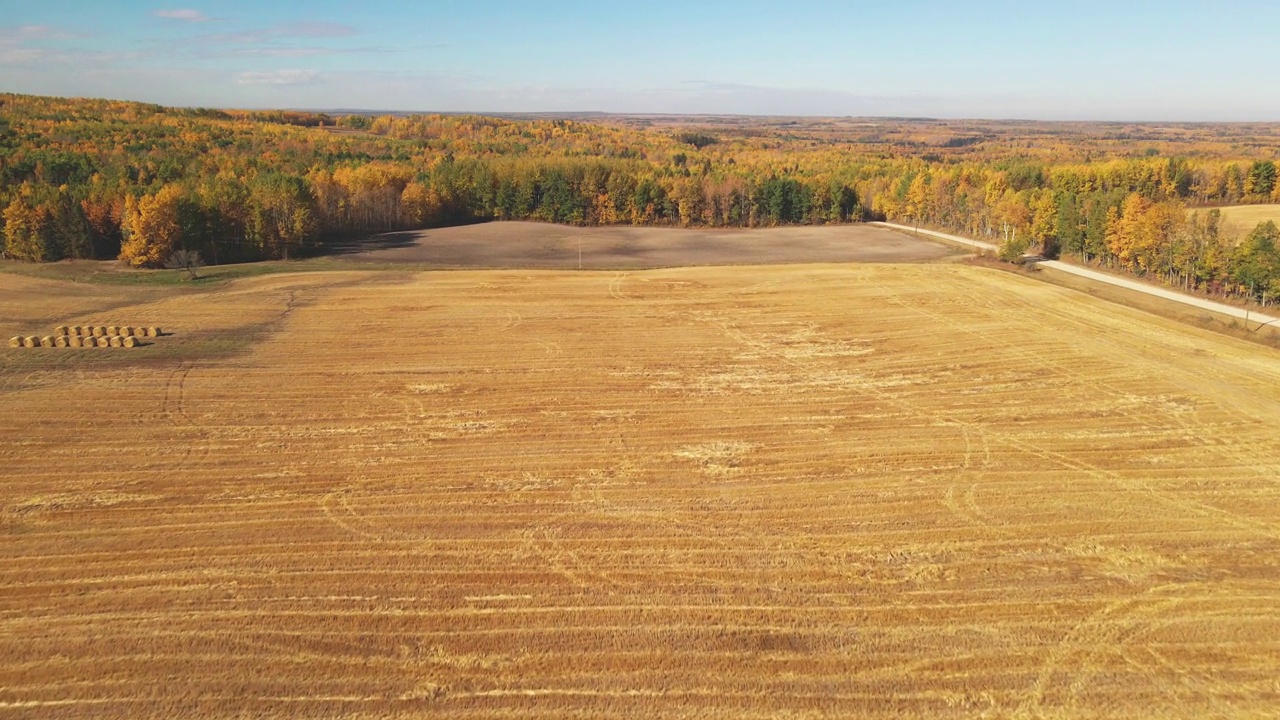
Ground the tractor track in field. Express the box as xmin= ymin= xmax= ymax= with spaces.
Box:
xmin=5 ymin=264 xmax=1280 ymax=719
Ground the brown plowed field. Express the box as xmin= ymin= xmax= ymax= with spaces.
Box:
xmin=339 ymin=221 xmax=957 ymax=267
xmin=2 ymin=264 xmax=1280 ymax=718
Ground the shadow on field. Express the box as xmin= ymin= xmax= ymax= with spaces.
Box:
xmin=314 ymin=231 xmax=423 ymax=257
xmin=330 ymin=220 xmax=960 ymax=269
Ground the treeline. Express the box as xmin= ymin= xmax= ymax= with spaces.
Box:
xmin=869 ymin=157 xmax=1280 ymax=301
xmin=1 ymin=158 xmax=867 ymax=266
xmin=1 ymin=92 xmax=1278 ymax=301
xmin=0 ymin=94 xmax=865 ymax=266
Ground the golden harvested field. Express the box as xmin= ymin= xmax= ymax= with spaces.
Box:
xmin=3 ymin=263 xmax=1280 ymax=718
xmin=1216 ymin=204 xmax=1280 ymax=239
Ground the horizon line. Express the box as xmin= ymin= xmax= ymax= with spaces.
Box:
xmin=6 ymin=91 xmax=1279 ymax=125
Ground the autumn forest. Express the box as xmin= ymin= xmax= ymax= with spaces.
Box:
xmin=2 ymin=93 xmax=1280 ymax=301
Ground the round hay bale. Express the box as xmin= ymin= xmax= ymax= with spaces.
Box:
xmin=8 ymin=336 xmax=21 ymax=348
xmin=23 ymin=336 xmax=39 ymax=348
xmin=109 ymin=335 xmax=124 ymax=348
xmin=54 ymin=336 xmax=70 ymax=348
xmin=107 ymin=326 xmax=120 ymax=336
xmin=55 ymin=325 xmax=68 ymax=336
xmin=149 ymin=326 xmax=162 ymax=337
xmin=122 ymin=326 xmax=134 ymax=337
xmin=123 ymin=335 xmax=140 ymax=348
xmin=92 ymin=326 xmax=106 ymax=337
xmin=70 ymin=326 xmax=83 ymax=337
xmin=67 ymin=336 xmax=82 ymax=348
xmin=97 ymin=336 xmax=113 ymax=348
xmin=40 ymin=336 xmax=55 ymax=348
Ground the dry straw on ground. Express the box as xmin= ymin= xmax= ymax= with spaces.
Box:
xmin=2 ymin=262 xmax=1280 ymax=719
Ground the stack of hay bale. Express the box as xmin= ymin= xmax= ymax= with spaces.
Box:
xmin=9 ymin=324 xmax=164 ymax=349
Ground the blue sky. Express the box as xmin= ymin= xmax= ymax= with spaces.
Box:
xmin=2 ymin=0 xmax=1277 ymax=120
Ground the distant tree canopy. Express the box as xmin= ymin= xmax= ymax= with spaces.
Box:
xmin=677 ymin=132 xmax=719 ymax=150
xmin=1246 ymin=161 xmax=1277 ymax=199
xmin=1231 ymin=221 xmax=1280 ymax=300
xmin=2 ymin=92 xmax=1280 ymax=301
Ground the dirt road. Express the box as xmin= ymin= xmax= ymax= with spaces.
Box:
xmin=873 ymin=221 xmax=1280 ymax=329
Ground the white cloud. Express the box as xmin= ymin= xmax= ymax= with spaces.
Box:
xmin=236 ymin=69 xmax=320 ymax=86
xmin=277 ymin=22 xmax=358 ymax=39
xmin=0 ymin=25 xmax=77 ymax=65
xmin=0 ymin=47 xmax=44 ymax=64
xmin=225 ymin=47 xmax=336 ymax=58
xmin=199 ymin=21 xmax=359 ymax=46
xmin=0 ymin=24 xmax=74 ymax=42
xmin=0 ymin=23 xmax=148 ymax=67
xmin=154 ymin=9 xmax=212 ymax=22
xmin=14 ymin=25 xmax=55 ymax=38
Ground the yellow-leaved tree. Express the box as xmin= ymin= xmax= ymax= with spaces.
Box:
xmin=3 ymin=196 xmax=54 ymax=262
xmin=400 ymin=181 xmax=440 ymax=227
xmin=120 ymin=185 xmax=183 ymax=267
